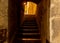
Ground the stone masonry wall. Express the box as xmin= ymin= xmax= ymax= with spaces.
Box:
xmin=0 ymin=0 xmax=8 ymax=29
xmin=50 ymin=0 xmax=60 ymax=43
xmin=0 ymin=0 xmax=8 ymax=43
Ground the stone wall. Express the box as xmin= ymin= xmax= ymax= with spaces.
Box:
xmin=0 ymin=0 xmax=8 ymax=43
xmin=50 ymin=0 xmax=60 ymax=43
xmin=0 ymin=0 xmax=8 ymax=29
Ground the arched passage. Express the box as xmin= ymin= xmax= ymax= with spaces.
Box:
xmin=8 ymin=0 xmax=50 ymax=43
xmin=23 ymin=2 xmax=37 ymax=15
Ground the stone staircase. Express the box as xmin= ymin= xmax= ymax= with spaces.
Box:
xmin=12 ymin=15 xmax=41 ymax=43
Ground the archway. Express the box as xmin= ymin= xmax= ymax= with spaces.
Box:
xmin=8 ymin=0 xmax=50 ymax=43
xmin=23 ymin=2 xmax=37 ymax=15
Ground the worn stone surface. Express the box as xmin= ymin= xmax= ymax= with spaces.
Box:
xmin=0 ymin=0 xmax=8 ymax=29
xmin=51 ymin=18 xmax=60 ymax=39
xmin=0 ymin=0 xmax=8 ymax=43
xmin=50 ymin=0 xmax=60 ymax=17
xmin=50 ymin=0 xmax=60 ymax=43
xmin=52 ymin=33 xmax=60 ymax=43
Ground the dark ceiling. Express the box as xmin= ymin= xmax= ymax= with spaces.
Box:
xmin=27 ymin=0 xmax=41 ymax=4
xmin=20 ymin=0 xmax=41 ymax=4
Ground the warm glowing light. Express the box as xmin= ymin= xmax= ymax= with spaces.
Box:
xmin=24 ymin=2 xmax=37 ymax=15
xmin=24 ymin=2 xmax=26 ymax=5
xmin=22 ymin=38 xmax=41 ymax=40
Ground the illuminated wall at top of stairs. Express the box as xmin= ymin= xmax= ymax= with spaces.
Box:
xmin=24 ymin=2 xmax=37 ymax=15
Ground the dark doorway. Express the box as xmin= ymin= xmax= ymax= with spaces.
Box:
xmin=8 ymin=0 xmax=50 ymax=43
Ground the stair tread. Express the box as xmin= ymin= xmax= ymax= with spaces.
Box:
xmin=22 ymin=29 xmax=38 ymax=31
xmin=17 ymin=31 xmax=39 ymax=33
xmin=18 ymin=38 xmax=41 ymax=40
xmin=22 ymin=26 xmax=38 ymax=27
xmin=22 ymin=33 xmax=40 ymax=35
xmin=15 ymin=35 xmax=40 ymax=38
xmin=12 ymin=16 xmax=41 ymax=43
xmin=20 ymin=26 xmax=38 ymax=29
xmin=20 ymin=27 xmax=38 ymax=30
xmin=18 ymin=29 xmax=38 ymax=32
xmin=18 ymin=29 xmax=38 ymax=31
xmin=16 ymin=33 xmax=40 ymax=35
xmin=23 ymin=24 xmax=37 ymax=25
xmin=24 ymin=19 xmax=36 ymax=23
